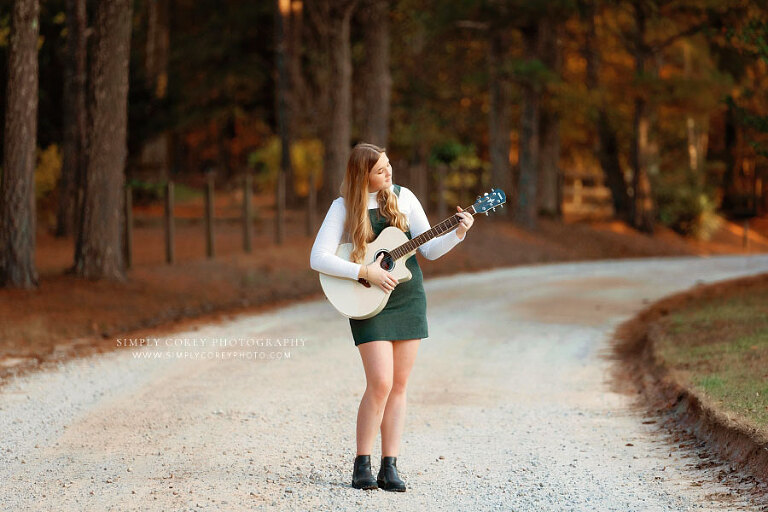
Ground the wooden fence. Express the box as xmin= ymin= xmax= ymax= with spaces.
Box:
xmin=561 ymin=171 xmax=614 ymax=221
xmin=123 ymin=166 xmax=618 ymax=268
xmin=123 ymin=174 xmax=255 ymax=269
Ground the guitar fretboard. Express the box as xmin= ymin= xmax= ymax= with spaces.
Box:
xmin=389 ymin=205 xmax=477 ymax=261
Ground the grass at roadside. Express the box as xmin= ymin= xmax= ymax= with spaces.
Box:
xmin=654 ymin=282 xmax=768 ymax=429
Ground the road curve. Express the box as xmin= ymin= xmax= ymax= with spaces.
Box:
xmin=2 ymin=254 xmax=768 ymax=511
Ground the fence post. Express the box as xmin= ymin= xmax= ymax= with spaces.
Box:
xmin=205 ymin=173 xmax=215 ymax=259
xmin=165 ymin=181 xmax=175 ymax=264
xmin=573 ymin=178 xmax=583 ymax=207
xmin=243 ymin=172 xmax=253 ymax=253
xmin=124 ymin=185 xmax=133 ymax=269
xmin=275 ymin=169 xmax=285 ymax=245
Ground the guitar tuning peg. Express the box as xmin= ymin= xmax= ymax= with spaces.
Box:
xmin=485 ymin=211 xmax=489 ymax=216
xmin=484 ymin=192 xmax=488 ymax=196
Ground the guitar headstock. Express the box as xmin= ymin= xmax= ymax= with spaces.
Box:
xmin=471 ymin=188 xmax=507 ymax=215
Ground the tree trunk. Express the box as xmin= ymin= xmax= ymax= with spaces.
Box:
xmin=276 ymin=0 xmax=291 ymax=242
xmin=515 ymin=24 xmax=540 ymax=230
xmin=630 ymin=2 xmax=655 ymax=233
xmin=145 ymin=0 xmax=169 ymax=95
xmin=631 ymin=106 xmax=656 ymax=232
xmin=360 ymin=0 xmax=391 ymax=147
xmin=318 ymin=2 xmax=356 ymax=208
xmin=56 ymin=0 xmax=87 ymax=239
xmin=596 ymin=112 xmax=628 ymax=218
xmin=277 ymin=0 xmax=301 ymax=208
xmin=721 ymin=100 xmax=738 ymax=211
xmin=686 ymin=116 xmax=709 ymax=176
xmin=291 ymin=0 xmax=319 ymax=141
xmin=683 ymin=42 xmax=708 ymax=179
xmin=537 ymin=20 xmax=561 ymax=218
xmin=288 ymin=0 xmax=306 ymax=134
xmin=488 ymin=30 xmax=512 ymax=218
xmin=631 ymin=95 xmax=655 ymax=233
xmin=582 ymin=0 xmax=629 ymax=220
xmin=538 ymin=109 xmax=560 ymax=218
xmin=137 ymin=0 xmax=171 ymax=188
xmin=75 ymin=0 xmax=133 ymax=280
xmin=0 ymin=0 xmax=40 ymax=289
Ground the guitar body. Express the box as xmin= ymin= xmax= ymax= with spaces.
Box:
xmin=318 ymin=226 xmax=414 ymax=320
xmin=316 ymin=187 xmax=506 ymax=320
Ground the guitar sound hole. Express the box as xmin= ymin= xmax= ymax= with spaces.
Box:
xmin=375 ymin=250 xmax=395 ymax=272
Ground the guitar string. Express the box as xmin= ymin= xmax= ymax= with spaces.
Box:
xmin=388 ymin=206 xmax=476 ymax=261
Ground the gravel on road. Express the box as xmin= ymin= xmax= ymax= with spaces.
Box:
xmin=2 ymin=254 xmax=768 ymax=511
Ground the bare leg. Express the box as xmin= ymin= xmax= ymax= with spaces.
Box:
xmin=380 ymin=339 xmax=420 ymax=457
xmin=356 ymin=341 xmax=393 ymax=456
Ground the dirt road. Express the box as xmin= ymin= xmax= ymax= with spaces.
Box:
xmin=2 ymin=255 xmax=768 ymax=511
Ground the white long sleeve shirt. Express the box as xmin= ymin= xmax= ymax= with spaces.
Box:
xmin=309 ymin=184 xmax=464 ymax=280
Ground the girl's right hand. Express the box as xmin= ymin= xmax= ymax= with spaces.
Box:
xmin=367 ymin=253 xmax=398 ymax=293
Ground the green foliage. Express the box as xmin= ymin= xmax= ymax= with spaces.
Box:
xmin=34 ymin=144 xmax=61 ymax=201
xmin=508 ymin=57 xmax=557 ymax=90
xmin=165 ymin=1 xmax=273 ymax=128
xmin=720 ymin=14 xmax=768 ymax=159
xmin=429 ymin=142 xmax=488 ymax=206
xmin=125 ymin=180 xmax=203 ymax=205
xmin=0 ymin=14 xmax=9 ymax=48
xmin=247 ymin=138 xmax=324 ymax=196
xmin=173 ymin=183 xmax=203 ymax=202
xmin=126 ymin=179 xmax=166 ymax=204
xmin=389 ymin=0 xmax=490 ymax=157
xmin=450 ymin=149 xmax=489 ymax=172
xmin=447 ymin=146 xmax=489 ymax=195
xmin=653 ymin=168 xmax=722 ymax=239
xmin=726 ymin=95 xmax=768 ymax=157
xmin=733 ymin=17 xmax=768 ymax=62
xmin=4 ymin=0 xmax=767 ymax=226
xmin=428 ymin=140 xmax=475 ymax=166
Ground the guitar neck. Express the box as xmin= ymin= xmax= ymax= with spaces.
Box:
xmin=389 ymin=205 xmax=477 ymax=261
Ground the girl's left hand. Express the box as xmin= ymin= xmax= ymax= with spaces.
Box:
xmin=455 ymin=206 xmax=474 ymax=240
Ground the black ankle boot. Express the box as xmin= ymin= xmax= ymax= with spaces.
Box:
xmin=352 ymin=455 xmax=378 ymax=490
xmin=377 ymin=456 xmax=406 ymax=492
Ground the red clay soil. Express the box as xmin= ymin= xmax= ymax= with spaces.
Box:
xmin=609 ymin=273 xmax=768 ymax=490
xmin=2 ymin=194 xmax=768 ymax=385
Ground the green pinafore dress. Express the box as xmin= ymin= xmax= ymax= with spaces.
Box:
xmin=349 ymin=184 xmax=429 ymax=345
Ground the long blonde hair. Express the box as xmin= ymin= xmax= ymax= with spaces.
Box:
xmin=342 ymin=143 xmax=408 ymax=264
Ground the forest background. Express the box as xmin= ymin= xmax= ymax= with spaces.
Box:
xmin=0 ymin=0 xmax=767 ymax=288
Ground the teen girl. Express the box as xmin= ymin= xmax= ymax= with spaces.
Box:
xmin=309 ymin=142 xmax=473 ymax=491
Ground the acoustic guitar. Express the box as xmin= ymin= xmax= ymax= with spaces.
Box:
xmin=318 ymin=188 xmax=507 ymax=319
